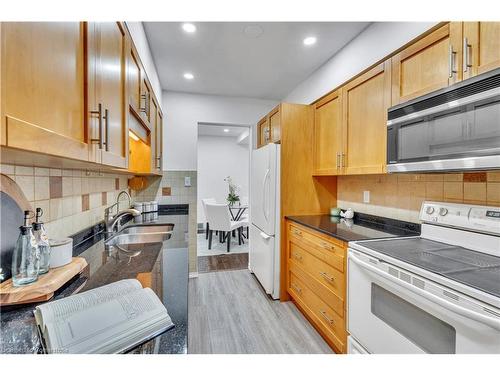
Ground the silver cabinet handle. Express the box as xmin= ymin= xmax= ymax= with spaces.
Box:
xmin=291 ymin=283 xmax=302 ymax=294
xmin=448 ymin=44 xmax=457 ymax=78
xmin=463 ymin=37 xmax=472 ymax=73
xmin=90 ymin=103 xmax=103 ymax=149
xmin=319 ymin=271 xmax=334 ymax=283
xmin=103 ymin=108 xmax=109 ymax=152
xmin=341 ymin=153 xmax=346 ymax=168
xmin=319 ymin=310 xmax=334 ymax=325
xmin=336 ymin=152 xmax=340 ymax=169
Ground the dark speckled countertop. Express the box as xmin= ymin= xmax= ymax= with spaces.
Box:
xmin=0 ymin=211 xmax=189 ymax=354
xmin=286 ymin=212 xmax=420 ymax=242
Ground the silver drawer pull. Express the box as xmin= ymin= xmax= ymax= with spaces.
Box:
xmin=320 ymin=310 xmax=334 ymax=325
xmin=321 ymin=242 xmax=333 ymax=250
xmin=291 ymin=283 xmax=302 ymax=294
xmin=319 ymin=271 xmax=334 ymax=282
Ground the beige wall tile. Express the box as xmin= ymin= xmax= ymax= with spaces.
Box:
xmin=72 ymin=177 xmax=82 ymax=195
xmin=62 ymin=177 xmax=73 ymax=197
xmin=425 ymin=181 xmax=443 ymax=201
xmin=443 ymin=182 xmax=463 ymax=201
xmin=486 ymin=183 xmax=500 ymax=204
xmin=463 ymin=182 xmax=487 ymax=203
xmin=81 ymin=178 xmax=90 ymax=194
xmin=34 ymin=167 xmax=50 ymax=176
xmin=33 ymin=199 xmax=50 ymax=222
xmin=50 ymin=198 xmax=63 ymax=220
xmin=89 ymin=193 xmax=101 ymax=209
xmin=443 ymin=173 xmax=463 ymax=182
xmin=15 ymin=175 xmax=35 ymax=201
xmin=487 ymin=171 xmax=500 ymax=182
xmin=62 ymin=196 xmax=75 ymax=217
xmin=49 ymin=168 xmax=62 ymax=176
xmin=15 ymin=166 xmax=34 ymax=175
xmin=34 ymin=176 xmax=50 ymax=201
xmin=1 ymin=164 xmax=15 ymax=174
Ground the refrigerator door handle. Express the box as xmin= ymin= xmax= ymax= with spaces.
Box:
xmin=262 ymin=168 xmax=270 ymax=222
xmin=260 ymin=231 xmax=271 ymax=240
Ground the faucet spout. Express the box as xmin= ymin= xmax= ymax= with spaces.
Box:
xmin=105 ymin=208 xmax=141 ymax=233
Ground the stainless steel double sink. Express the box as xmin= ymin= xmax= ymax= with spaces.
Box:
xmin=105 ymin=224 xmax=174 ymax=252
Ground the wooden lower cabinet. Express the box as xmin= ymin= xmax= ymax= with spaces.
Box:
xmin=286 ymin=221 xmax=347 ymax=353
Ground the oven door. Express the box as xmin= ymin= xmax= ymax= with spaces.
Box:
xmin=347 ymin=250 xmax=500 ymax=354
xmin=387 ymin=92 xmax=500 ymax=172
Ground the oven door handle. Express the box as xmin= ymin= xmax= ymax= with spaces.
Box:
xmin=349 ymin=253 xmax=500 ymax=331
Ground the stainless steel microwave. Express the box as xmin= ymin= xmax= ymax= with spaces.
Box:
xmin=387 ymin=68 xmax=500 ymax=173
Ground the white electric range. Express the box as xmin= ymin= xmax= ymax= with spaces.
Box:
xmin=347 ymin=201 xmax=500 ymax=354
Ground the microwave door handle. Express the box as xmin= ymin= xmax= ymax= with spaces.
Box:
xmin=349 ymin=253 xmax=500 ymax=331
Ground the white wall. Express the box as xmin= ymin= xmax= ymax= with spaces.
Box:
xmin=162 ymin=91 xmax=278 ymax=171
xmin=197 ymin=135 xmax=250 ymax=223
xmin=284 ymin=22 xmax=438 ymax=104
xmin=126 ymin=22 xmax=162 ymax=104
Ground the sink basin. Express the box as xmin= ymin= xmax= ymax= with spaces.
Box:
xmin=120 ymin=224 xmax=174 ymax=235
xmin=105 ymin=224 xmax=174 ymax=251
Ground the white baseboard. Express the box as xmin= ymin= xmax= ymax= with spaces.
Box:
xmin=189 ymin=272 xmax=199 ymax=279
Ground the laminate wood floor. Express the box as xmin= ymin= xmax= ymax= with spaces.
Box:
xmin=188 ymin=269 xmax=333 ymax=354
xmin=198 ymin=253 xmax=249 ymax=273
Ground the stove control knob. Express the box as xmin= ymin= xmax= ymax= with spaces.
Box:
xmin=439 ymin=207 xmax=448 ymax=216
xmin=425 ymin=206 xmax=435 ymax=215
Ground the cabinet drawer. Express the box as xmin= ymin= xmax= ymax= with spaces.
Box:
xmin=288 ymin=223 xmax=346 ymax=272
xmin=288 ymin=262 xmax=344 ymax=317
xmin=289 ymin=240 xmax=345 ymax=304
xmin=289 ymin=268 xmax=346 ymax=353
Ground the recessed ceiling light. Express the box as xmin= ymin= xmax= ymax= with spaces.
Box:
xmin=303 ymin=36 xmax=317 ymax=46
xmin=183 ymin=72 xmax=194 ymax=80
xmin=223 ymin=129 xmax=230 ymax=133
xmin=182 ymin=23 xmax=197 ymax=33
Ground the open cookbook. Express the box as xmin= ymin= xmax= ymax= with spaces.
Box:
xmin=34 ymin=279 xmax=173 ymax=354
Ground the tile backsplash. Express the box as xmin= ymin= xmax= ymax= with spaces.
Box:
xmin=337 ymin=172 xmax=500 ymax=223
xmin=1 ymin=164 xmax=129 ymax=240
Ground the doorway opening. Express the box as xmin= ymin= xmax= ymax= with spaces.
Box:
xmin=196 ymin=122 xmax=252 ymax=273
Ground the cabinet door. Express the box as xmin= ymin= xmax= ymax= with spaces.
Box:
xmin=342 ymin=61 xmax=391 ymax=175
xmin=94 ymin=22 xmax=127 ymax=168
xmin=257 ymin=117 xmax=269 ymax=148
xmin=1 ymin=22 xmax=89 ymax=160
xmin=149 ymin=97 xmax=158 ymax=172
xmin=127 ymin=42 xmax=142 ymax=115
xmin=313 ymin=90 xmax=342 ymax=175
xmin=463 ymin=22 xmax=500 ymax=80
xmin=391 ymin=23 xmax=462 ymax=105
xmin=156 ymin=110 xmax=163 ymax=171
xmin=269 ymin=105 xmax=281 ymax=143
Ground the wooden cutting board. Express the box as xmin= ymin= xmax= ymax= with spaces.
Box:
xmin=0 ymin=257 xmax=88 ymax=306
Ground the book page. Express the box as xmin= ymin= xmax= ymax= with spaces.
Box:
xmin=36 ymin=279 xmax=142 ymax=329
xmin=45 ymin=288 xmax=172 ymax=353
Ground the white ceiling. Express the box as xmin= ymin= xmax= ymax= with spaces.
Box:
xmin=143 ymin=22 xmax=370 ymax=99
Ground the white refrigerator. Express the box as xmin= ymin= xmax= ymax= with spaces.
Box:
xmin=249 ymin=143 xmax=280 ymax=300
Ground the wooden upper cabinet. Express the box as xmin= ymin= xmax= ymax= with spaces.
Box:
xmin=269 ymin=105 xmax=281 ymax=143
xmin=463 ymin=22 xmax=500 ymax=80
xmin=1 ymin=22 xmax=89 ymax=160
xmin=342 ymin=60 xmax=391 ymax=175
xmin=257 ymin=116 xmax=269 ymax=148
xmin=391 ymin=23 xmax=463 ymax=105
xmin=313 ymin=90 xmax=342 ymax=175
xmin=127 ymin=42 xmax=142 ymax=116
xmin=87 ymin=22 xmax=127 ymax=168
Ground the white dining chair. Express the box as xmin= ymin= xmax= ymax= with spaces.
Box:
xmin=201 ymin=198 xmax=216 ymax=240
xmin=205 ymin=203 xmax=245 ymax=252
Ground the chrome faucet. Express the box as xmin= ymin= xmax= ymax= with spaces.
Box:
xmin=104 ymin=190 xmax=140 ymax=232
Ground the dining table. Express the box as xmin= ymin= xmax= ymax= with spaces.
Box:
xmin=228 ymin=204 xmax=248 ymax=221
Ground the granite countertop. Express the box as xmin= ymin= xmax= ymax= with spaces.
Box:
xmin=286 ymin=212 xmax=421 ymax=243
xmin=0 ymin=210 xmax=189 ymax=354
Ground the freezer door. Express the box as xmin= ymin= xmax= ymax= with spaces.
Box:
xmin=249 ymin=224 xmax=275 ymax=295
xmin=250 ymin=144 xmax=277 ymax=235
